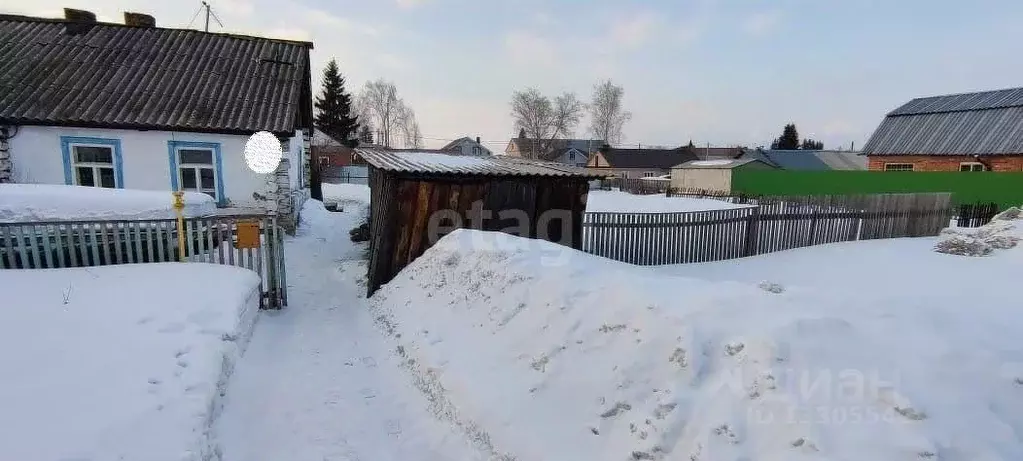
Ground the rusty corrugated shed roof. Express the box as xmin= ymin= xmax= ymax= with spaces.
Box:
xmin=863 ymin=87 xmax=1023 ymax=156
xmin=0 ymin=14 xmax=312 ymax=135
xmin=357 ymin=149 xmax=607 ymax=178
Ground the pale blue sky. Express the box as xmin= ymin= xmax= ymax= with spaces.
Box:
xmin=4 ymin=0 xmax=1023 ymax=150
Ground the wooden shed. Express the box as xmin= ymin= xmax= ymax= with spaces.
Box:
xmin=360 ymin=149 xmax=605 ymax=295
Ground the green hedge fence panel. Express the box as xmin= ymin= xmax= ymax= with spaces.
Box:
xmin=731 ymin=170 xmax=1023 ymax=210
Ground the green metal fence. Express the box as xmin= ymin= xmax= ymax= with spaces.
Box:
xmin=731 ymin=170 xmax=1023 ymax=210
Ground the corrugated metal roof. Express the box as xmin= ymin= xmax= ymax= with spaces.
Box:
xmin=357 ymin=149 xmax=607 ymax=178
xmin=863 ymin=106 xmax=1023 ymax=155
xmin=889 ymin=87 xmax=1023 ymax=116
xmin=814 ymin=151 xmax=867 ymax=170
xmin=0 ymin=15 xmax=311 ymax=134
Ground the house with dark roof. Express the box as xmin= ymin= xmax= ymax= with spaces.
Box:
xmin=586 ymin=147 xmax=698 ymax=178
xmin=441 ymin=136 xmax=492 ymax=156
xmin=503 ymin=137 xmax=605 ymax=166
xmin=862 ymin=87 xmax=1023 ymax=172
xmin=0 ymin=9 xmax=314 ymax=210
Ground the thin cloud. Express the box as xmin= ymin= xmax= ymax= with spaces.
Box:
xmin=611 ymin=11 xmax=659 ymax=49
xmin=742 ymin=10 xmax=782 ymax=36
xmin=504 ymin=30 xmax=557 ymax=66
xmin=395 ymin=0 xmax=426 ymax=10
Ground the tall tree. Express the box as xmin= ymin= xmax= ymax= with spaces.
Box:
xmin=357 ymin=80 xmax=418 ymax=149
xmin=774 ymin=123 xmax=800 ymax=150
xmin=358 ymin=124 xmax=374 ymax=144
xmin=314 ymin=59 xmax=359 ymax=147
xmin=588 ymin=79 xmax=631 ymax=146
xmin=510 ymin=88 xmax=584 ymax=159
xmin=396 ymin=105 xmax=423 ymax=149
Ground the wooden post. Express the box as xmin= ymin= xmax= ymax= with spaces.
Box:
xmin=743 ymin=206 xmax=760 ymax=257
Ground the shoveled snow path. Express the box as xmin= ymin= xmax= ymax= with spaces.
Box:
xmin=217 ymin=203 xmax=484 ymax=461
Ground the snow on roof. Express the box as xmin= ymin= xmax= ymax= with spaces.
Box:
xmin=691 ymin=159 xmax=735 ymax=166
xmin=357 ymin=148 xmax=606 ymax=178
xmin=0 ymin=184 xmax=217 ymax=222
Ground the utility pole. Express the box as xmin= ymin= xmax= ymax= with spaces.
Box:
xmin=190 ymin=1 xmax=223 ymax=32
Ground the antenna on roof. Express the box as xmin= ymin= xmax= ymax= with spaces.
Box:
xmin=188 ymin=1 xmax=224 ymax=32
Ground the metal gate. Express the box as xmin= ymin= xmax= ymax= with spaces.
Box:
xmin=0 ymin=213 xmax=288 ymax=308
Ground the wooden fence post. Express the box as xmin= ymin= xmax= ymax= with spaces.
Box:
xmin=743 ymin=206 xmax=761 ymax=257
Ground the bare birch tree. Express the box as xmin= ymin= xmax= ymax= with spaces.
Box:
xmin=588 ymin=79 xmax=631 ymax=146
xmin=510 ymin=88 xmax=584 ymax=159
xmin=357 ymin=79 xmax=420 ymax=149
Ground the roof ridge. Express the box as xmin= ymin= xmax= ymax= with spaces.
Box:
xmin=0 ymin=13 xmax=314 ymax=48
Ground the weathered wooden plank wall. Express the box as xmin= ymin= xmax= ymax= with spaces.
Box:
xmin=366 ymin=170 xmax=591 ymax=295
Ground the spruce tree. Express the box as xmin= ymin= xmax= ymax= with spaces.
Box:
xmin=314 ymin=59 xmax=359 ymax=147
xmin=774 ymin=124 xmax=800 ymax=150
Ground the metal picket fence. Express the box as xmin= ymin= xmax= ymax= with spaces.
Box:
xmin=0 ymin=213 xmax=288 ymax=308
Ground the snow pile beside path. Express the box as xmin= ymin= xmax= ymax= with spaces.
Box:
xmin=587 ymin=190 xmax=748 ymax=213
xmin=0 ymin=184 xmax=216 ymax=222
xmin=322 ymin=183 xmax=370 ymax=206
xmin=373 ymin=229 xmax=1023 ymax=461
xmin=935 ymin=205 xmax=1022 ymax=256
xmin=0 ymin=264 xmax=261 ymax=461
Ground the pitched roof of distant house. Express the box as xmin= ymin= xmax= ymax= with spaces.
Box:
xmin=690 ymin=146 xmax=745 ymax=161
xmin=0 ymin=13 xmax=313 ymax=135
xmin=863 ymin=87 xmax=1023 ymax=156
xmin=599 ymin=147 xmax=698 ymax=169
xmin=506 ymin=138 xmax=606 ymax=159
xmin=440 ymin=137 xmax=474 ymax=150
xmin=674 ymin=158 xmax=775 ymax=169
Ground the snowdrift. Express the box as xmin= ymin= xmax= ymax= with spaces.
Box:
xmin=373 ymin=230 xmax=1023 ymax=461
xmin=935 ymin=206 xmax=1022 ymax=256
xmin=0 ymin=264 xmax=261 ymax=461
xmin=0 ymin=184 xmax=217 ymax=222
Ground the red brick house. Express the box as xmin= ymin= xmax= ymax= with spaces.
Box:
xmin=862 ymin=87 xmax=1023 ymax=172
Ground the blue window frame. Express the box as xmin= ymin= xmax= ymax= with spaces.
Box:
xmin=60 ymin=136 xmax=124 ymax=188
xmin=167 ymin=141 xmax=225 ymax=205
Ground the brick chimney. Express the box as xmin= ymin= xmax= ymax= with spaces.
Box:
xmin=64 ymin=8 xmax=96 ymax=35
xmin=64 ymin=8 xmax=96 ymax=22
xmin=124 ymin=12 xmax=156 ymax=27
xmin=476 ymin=136 xmax=481 ymax=144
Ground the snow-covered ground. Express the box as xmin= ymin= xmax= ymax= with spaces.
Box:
xmin=0 ymin=184 xmax=217 ymax=222
xmin=587 ymin=189 xmax=747 ymax=213
xmin=216 ymin=199 xmax=486 ymax=460
xmin=371 ymin=228 xmax=1023 ymax=460
xmin=0 ymin=264 xmax=260 ymax=461
xmin=322 ymin=182 xmax=372 ymax=206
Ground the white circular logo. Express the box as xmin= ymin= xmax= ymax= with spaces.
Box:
xmin=244 ymin=131 xmax=283 ymax=174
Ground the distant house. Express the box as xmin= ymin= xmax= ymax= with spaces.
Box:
xmin=504 ymin=138 xmax=606 ymax=165
xmin=0 ymin=10 xmax=313 ymax=214
xmin=587 ymin=147 xmax=697 ymax=178
xmin=441 ymin=137 xmax=492 ymax=156
xmin=862 ymin=87 xmax=1023 ymax=171
xmin=670 ymin=158 xmax=777 ymax=191
xmin=757 ymin=150 xmax=867 ymax=171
